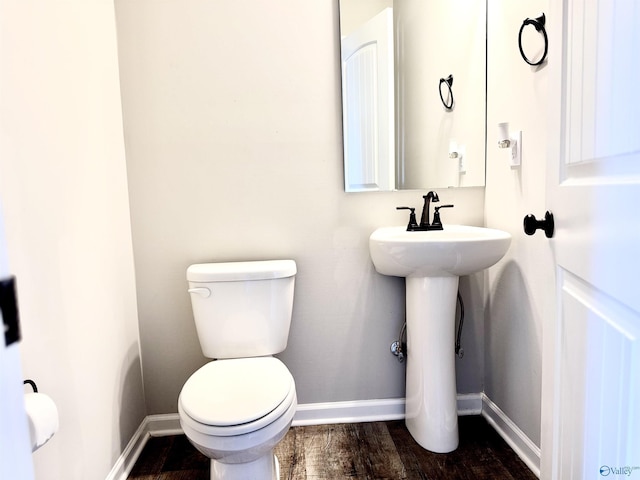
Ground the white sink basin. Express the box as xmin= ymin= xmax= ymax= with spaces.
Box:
xmin=369 ymin=225 xmax=512 ymax=278
xmin=369 ymin=224 xmax=512 ymax=453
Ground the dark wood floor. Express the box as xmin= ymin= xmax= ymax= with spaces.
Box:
xmin=128 ymin=416 xmax=537 ymax=480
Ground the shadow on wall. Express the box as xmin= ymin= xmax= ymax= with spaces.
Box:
xmin=455 ymin=273 xmax=484 ymax=394
xmin=484 ymin=260 xmax=542 ymax=446
xmin=118 ymin=344 xmax=146 ymax=452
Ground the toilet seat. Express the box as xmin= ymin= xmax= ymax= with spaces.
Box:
xmin=179 ymin=357 xmax=296 ymax=437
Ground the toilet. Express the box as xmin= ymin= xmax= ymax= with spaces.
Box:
xmin=178 ymin=260 xmax=297 ymax=480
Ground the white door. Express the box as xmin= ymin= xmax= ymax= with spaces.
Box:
xmin=541 ymin=1 xmax=640 ymax=478
xmin=341 ymin=8 xmax=395 ymax=192
xmin=0 ymin=205 xmax=34 ymax=479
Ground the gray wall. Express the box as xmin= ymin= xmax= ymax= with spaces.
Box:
xmin=114 ymin=0 xmax=486 ymax=414
xmin=484 ymin=0 xmax=553 ymax=448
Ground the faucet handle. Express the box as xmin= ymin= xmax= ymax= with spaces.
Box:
xmin=396 ymin=206 xmax=419 ymax=231
xmin=432 ymin=204 xmax=454 ymax=227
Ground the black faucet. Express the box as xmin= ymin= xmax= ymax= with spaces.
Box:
xmin=420 ymin=191 xmax=439 ymax=228
xmin=396 ymin=191 xmax=454 ymax=231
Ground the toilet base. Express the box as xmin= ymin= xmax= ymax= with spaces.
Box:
xmin=210 ymin=453 xmax=280 ymax=480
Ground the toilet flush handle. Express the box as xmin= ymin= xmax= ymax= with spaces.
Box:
xmin=187 ymin=287 xmax=211 ymax=298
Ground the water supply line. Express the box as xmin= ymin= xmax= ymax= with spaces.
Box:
xmin=390 ymin=290 xmax=465 ymax=362
xmin=455 ymin=291 xmax=465 ymax=358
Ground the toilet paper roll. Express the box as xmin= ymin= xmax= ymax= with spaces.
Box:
xmin=24 ymin=392 xmax=59 ymax=452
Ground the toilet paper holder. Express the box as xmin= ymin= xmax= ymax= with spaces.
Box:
xmin=23 ymin=379 xmax=59 ymax=452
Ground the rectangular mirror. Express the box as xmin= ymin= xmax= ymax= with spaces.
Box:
xmin=339 ymin=0 xmax=487 ymax=192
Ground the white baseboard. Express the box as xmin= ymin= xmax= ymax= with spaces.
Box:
xmin=292 ymin=394 xmax=481 ymax=426
xmin=457 ymin=393 xmax=483 ymax=416
xmin=126 ymin=395 xmax=483 ymax=436
xmin=104 ymin=417 xmax=150 ymax=480
xmin=107 ymin=393 xmax=531 ymax=480
xmin=291 ymin=398 xmax=405 ymax=426
xmin=145 ymin=413 xmax=182 ymax=437
xmin=481 ymin=394 xmax=541 ymax=478
xmin=105 ymin=414 xmax=181 ymax=480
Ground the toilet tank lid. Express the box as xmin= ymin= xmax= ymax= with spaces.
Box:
xmin=187 ymin=259 xmax=296 ymax=282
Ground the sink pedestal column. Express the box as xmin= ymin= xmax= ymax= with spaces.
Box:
xmin=404 ymin=275 xmax=459 ymax=453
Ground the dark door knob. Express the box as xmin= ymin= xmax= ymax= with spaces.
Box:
xmin=523 ymin=211 xmax=554 ymax=238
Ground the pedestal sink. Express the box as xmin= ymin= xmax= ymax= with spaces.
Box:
xmin=369 ymin=225 xmax=511 ymax=453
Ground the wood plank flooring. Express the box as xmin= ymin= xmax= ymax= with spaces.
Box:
xmin=127 ymin=416 xmax=537 ymax=480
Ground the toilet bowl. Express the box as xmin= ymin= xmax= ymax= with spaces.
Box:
xmin=179 ymin=357 xmax=296 ymax=479
xmin=178 ymin=260 xmax=298 ymax=480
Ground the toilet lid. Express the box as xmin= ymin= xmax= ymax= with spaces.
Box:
xmin=179 ymin=357 xmax=294 ymax=427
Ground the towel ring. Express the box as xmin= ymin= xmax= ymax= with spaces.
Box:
xmin=439 ymin=74 xmax=454 ymax=110
xmin=518 ymin=13 xmax=548 ymax=66
xmin=24 ymin=379 xmax=38 ymax=393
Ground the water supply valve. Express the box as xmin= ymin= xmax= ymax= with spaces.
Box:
xmin=390 ymin=341 xmax=405 ymax=363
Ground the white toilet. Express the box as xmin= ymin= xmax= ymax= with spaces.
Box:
xmin=178 ymin=260 xmax=297 ymax=480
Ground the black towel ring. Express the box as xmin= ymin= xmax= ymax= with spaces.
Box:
xmin=24 ymin=379 xmax=38 ymax=393
xmin=439 ymin=74 xmax=454 ymax=110
xmin=518 ymin=13 xmax=548 ymax=66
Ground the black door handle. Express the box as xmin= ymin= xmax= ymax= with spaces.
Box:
xmin=523 ymin=211 xmax=554 ymax=238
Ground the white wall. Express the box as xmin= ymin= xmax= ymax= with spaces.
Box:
xmin=484 ymin=0 xmax=554 ymax=448
xmin=0 ymin=1 xmax=145 ymax=478
xmin=114 ymin=0 xmax=486 ymax=415
xmin=339 ymin=0 xmax=393 ymax=37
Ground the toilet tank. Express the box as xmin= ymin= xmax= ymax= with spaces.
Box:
xmin=186 ymin=260 xmax=296 ymax=359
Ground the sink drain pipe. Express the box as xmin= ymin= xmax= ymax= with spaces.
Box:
xmin=391 ymin=290 xmax=465 ymax=361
